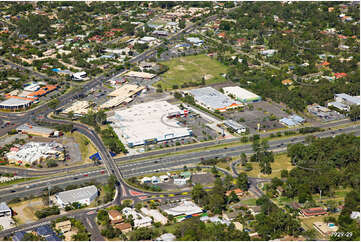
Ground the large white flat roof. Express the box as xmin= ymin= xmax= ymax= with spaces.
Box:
xmin=188 ymin=87 xmax=242 ymax=110
xmin=109 ymin=101 xmax=191 ymax=146
xmin=124 ymin=71 xmax=156 ymax=79
xmin=0 ymin=98 xmax=33 ymax=107
xmin=56 ymin=185 xmax=98 ymax=204
xmin=223 ymin=86 xmax=260 ymax=101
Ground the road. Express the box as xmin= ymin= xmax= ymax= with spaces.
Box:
xmin=0 ymin=124 xmax=358 ymax=203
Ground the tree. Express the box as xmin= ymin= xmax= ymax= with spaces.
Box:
xmin=179 ymin=19 xmax=186 ymax=29
xmin=240 ymin=152 xmax=248 ymax=166
xmin=97 ymin=209 xmax=109 ymax=225
xmin=236 ymin=173 xmax=249 ymax=191
xmin=48 ymin=98 xmax=60 ymax=109
xmin=191 ymin=183 xmax=208 ymax=205
xmin=130 ymin=227 xmax=157 ymax=241
xmin=349 ymin=105 xmax=360 ymax=121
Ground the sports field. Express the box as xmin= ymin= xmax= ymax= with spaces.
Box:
xmin=155 ymin=55 xmax=228 ymax=89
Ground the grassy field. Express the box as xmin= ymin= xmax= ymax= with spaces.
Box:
xmin=238 ymin=153 xmax=293 ymax=178
xmin=156 ymin=55 xmax=228 ymax=89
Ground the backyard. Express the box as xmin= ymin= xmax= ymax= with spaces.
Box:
xmin=156 ymin=55 xmax=228 ymax=90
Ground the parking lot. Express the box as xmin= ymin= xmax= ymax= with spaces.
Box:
xmin=176 ymin=110 xmax=218 ymax=142
xmin=223 ymin=101 xmax=290 ymax=133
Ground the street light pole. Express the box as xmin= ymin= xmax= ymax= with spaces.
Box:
xmin=47 ymin=182 xmax=51 ymax=206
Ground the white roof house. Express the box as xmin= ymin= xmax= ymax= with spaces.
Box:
xmin=140 ymin=207 xmax=168 ymax=225
xmin=335 ymin=93 xmax=360 ymax=106
xmin=55 ymin=185 xmax=98 ymax=208
xmin=223 ymin=86 xmax=261 ymax=103
xmin=122 ymin=207 xmax=152 ymax=228
xmin=351 ymin=211 xmax=360 ymax=220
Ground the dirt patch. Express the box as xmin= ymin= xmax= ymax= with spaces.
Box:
xmin=203 ymin=74 xmax=213 ymax=80
xmin=12 ymin=198 xmax=46 ymax=224
xmin=175 ymin=65 xmax=185 ymax=70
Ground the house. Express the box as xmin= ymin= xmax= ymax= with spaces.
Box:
xmin=35 ymin=225 xmax=54 ymax=237
xmin=334 ymin=73 xmax=347 ymax=79
xmin=222 ymin=210 xmax=240 ymax=221
xmin=151 ymin=176 xmax=160 ymax=184
xmin=282 ymin=79 xmax=293 ymax=86
xmin=159 ymin=175 xmax=169 ymax=182
xmin=114 ymin=223 xmax=132 ymax=233
xmin=335 ymin=93 xmax=360 ymax=106
xmin=140 ymin=177 xmax=151 ymax=184
xmin=260 ymin=49 xmax=277 ymax=57
xmin=301 ymin=207 xmax=327 ymax=217
xmin=0 ymin=202 xmax=12 ymax=217
xmin=122 ymin=207 xmax=152 ymax=228
xmin=108 ymin=210 xmax=123 ymax=221
xmin=328 ymin=101 xmax=349 ymax=111
xmin=350 ymin=211 xmax=360 ymax=220
xmin=313 ymin=222 xmax=338 ymax=236
xmin=233 ymin=222 xmax=243 ymax=231
xmin=12 ymin=231 xmax=26 ymax=241
xmin=225 ymin=188 xmax=244 ymax=197
xmin=249 ymin=206 xmax=262 ymax=216
xmin=55 ymin=220 xmax=71 ymax=233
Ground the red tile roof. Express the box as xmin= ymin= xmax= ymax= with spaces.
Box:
xmin=334 ymin=73 xmax=347 ymax=79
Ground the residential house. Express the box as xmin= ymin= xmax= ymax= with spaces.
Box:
xmin=114 ymin=223 xmax=132 ymax=233
xmin=55 ymin=220 xmax=71 ymax=233
xmin=300 ymin=207 xmax=327 ymax=217
xmin=225 ymin=188 xmax=244 ymax=197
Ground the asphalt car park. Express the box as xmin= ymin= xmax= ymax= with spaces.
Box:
xmin=223 ymin=101 xmax=290 ymax=133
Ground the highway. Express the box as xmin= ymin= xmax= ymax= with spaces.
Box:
xmin=0 ymin=124 xmax=358 ymax=203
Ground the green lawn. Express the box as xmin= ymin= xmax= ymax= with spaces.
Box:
xmin=156 ymin=55 xmax=228 ymax=89
xmin=238 ymin=153 xmax=294 ymax=178
xmin=241 ymin=198 xmax=258 ymax=206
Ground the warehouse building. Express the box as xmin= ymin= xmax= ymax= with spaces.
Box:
xmin=222 ymin=86 xmax=261 ymax=103
xmin=16 ymin=123 xmax=56 ymax=137
xmin=100 ymin=84 xmax=145 ymax=109
xmin=55 ymin=185 xmax=98 ymax=208
xmin=187 ymin=87 xmax=242 ymax=112
xmin=109 ymin=101 xmax=192 ymax=147
xmin=224 ymin=120 xmax=247 ymax=133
